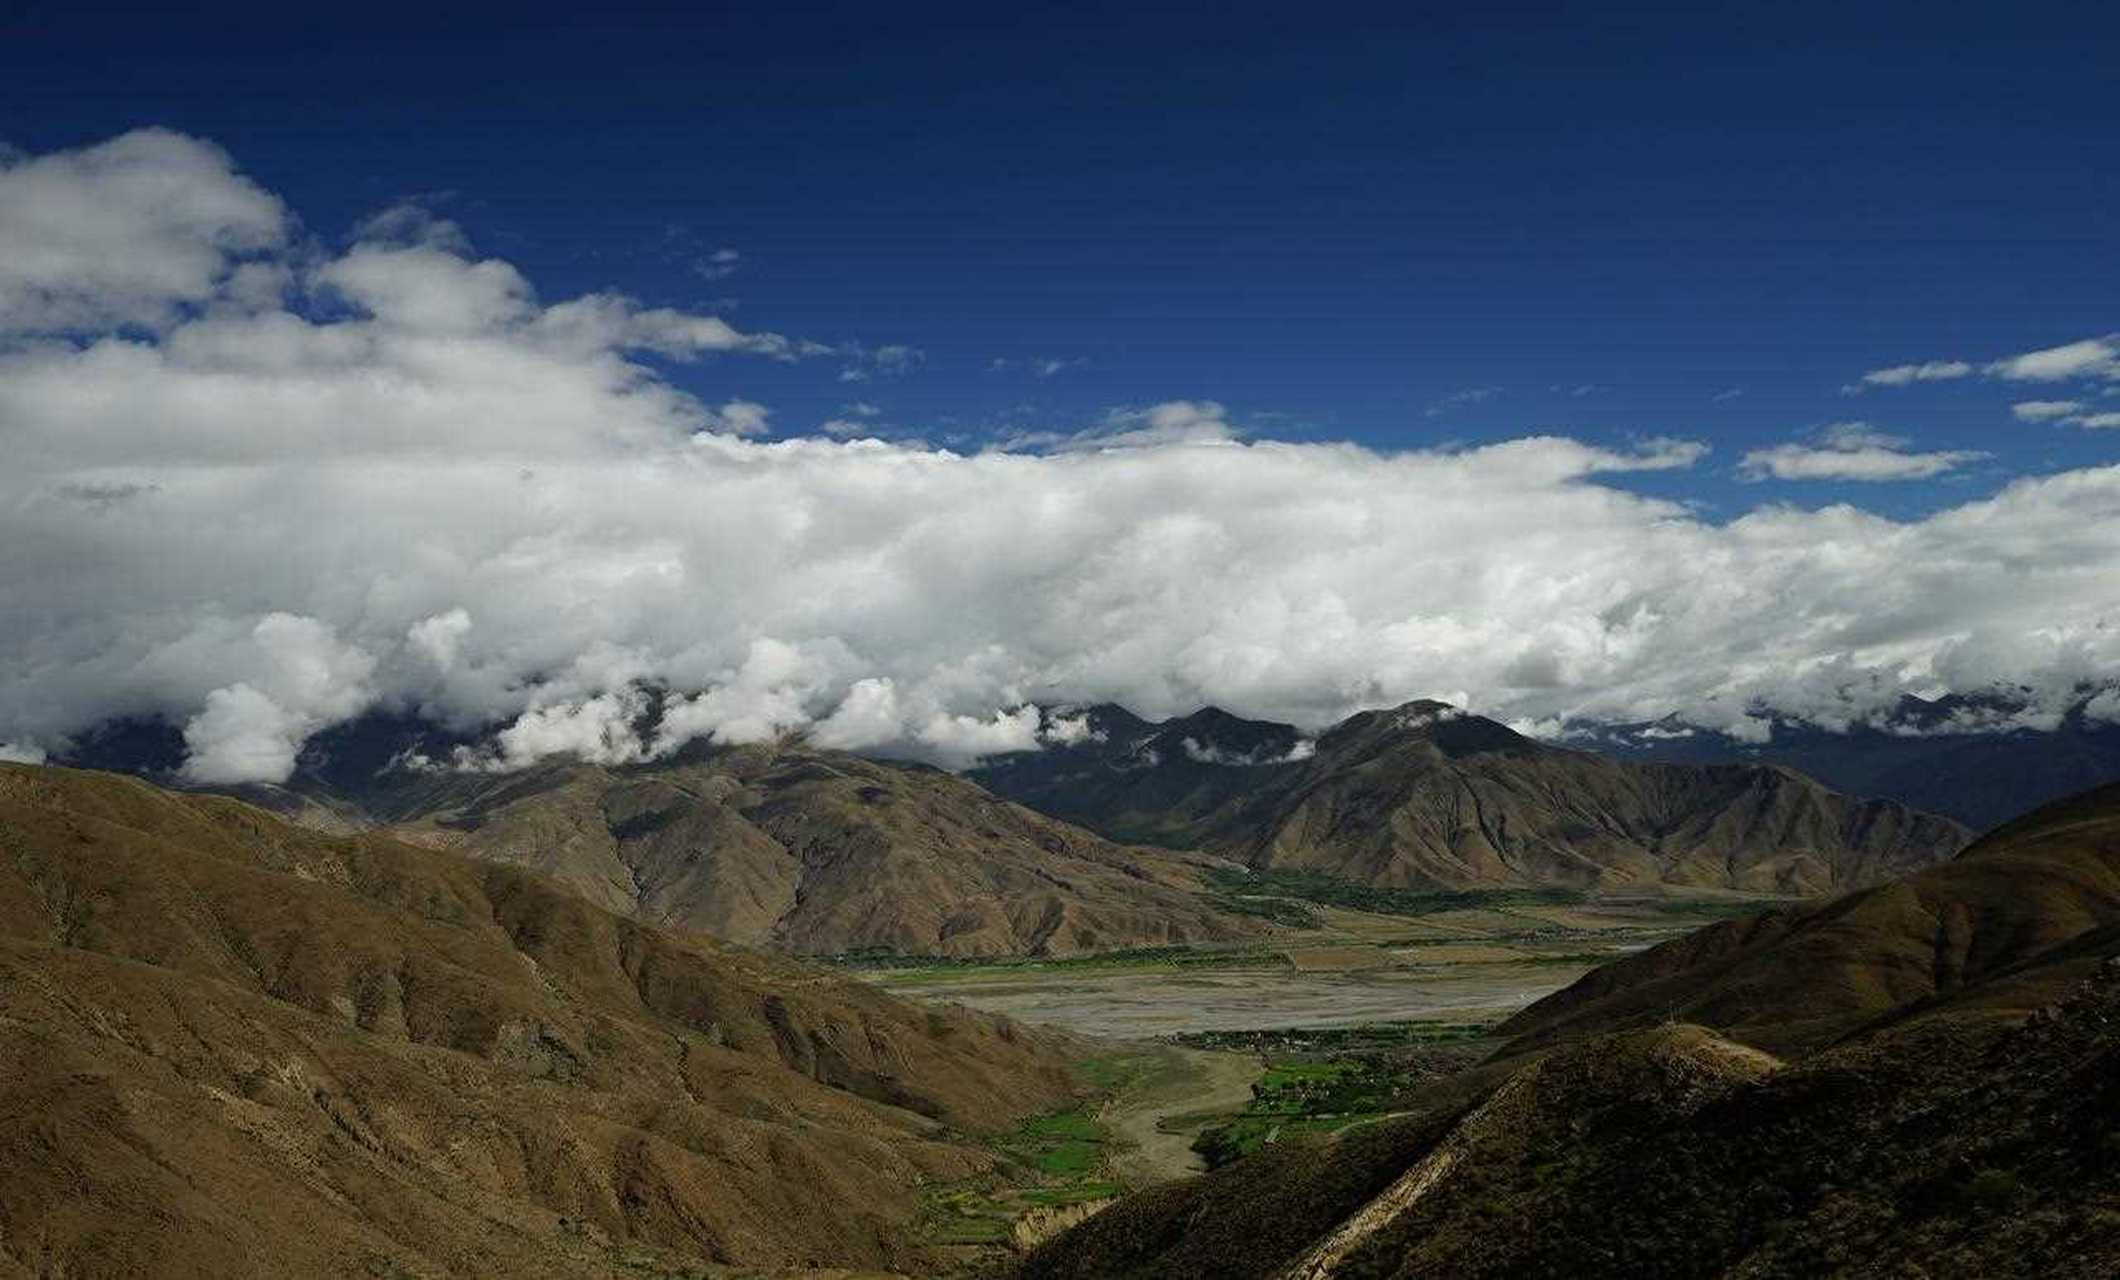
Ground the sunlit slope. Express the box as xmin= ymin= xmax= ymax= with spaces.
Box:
xmin=1497 ymin=780 xmax=2120 ymax=1055
xmin=0 ymin=763 xmax=1081 ymax=1278
xmin=377 ymin=742 xmax=1269 ymax=958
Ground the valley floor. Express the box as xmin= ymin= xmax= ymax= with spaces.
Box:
xmin=847 ymin=890 xmax=1768 ymax=1039
xmin=834 ymin=889 xmax=1788 ymax=1274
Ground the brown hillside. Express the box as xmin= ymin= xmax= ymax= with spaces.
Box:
xmin=0 ymin=763 xmax=1081 ymax=1278
xmin=1494 ymin=780 xmax=2120 ymax=1057
xmin=1022 ymin=965 xmax=2120 ymax=1279
xmin=1216 ymin=705 xmax=1967 ymax=894
xmin=978 ymin=701 xmax=1969 ymax=895
xmin=382 ymin=744 xmax=1266 ymax=958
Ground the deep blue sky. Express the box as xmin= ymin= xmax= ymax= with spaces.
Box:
xmin=5 ymin=0 xmax=2116 ymax=518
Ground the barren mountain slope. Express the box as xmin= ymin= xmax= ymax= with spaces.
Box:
xmin=1021 ymin=965 xmax=2120 ymax=1280
xmin=979 ymin=702 xmax=1969 ymax=894
xmin=0 ymin=763 xmax=1081 ymax=1278
xmin=381 ymin=743 xmax=1267 ymax=958
xmin=1496 ymin=780 xmax=2120 ymax=1056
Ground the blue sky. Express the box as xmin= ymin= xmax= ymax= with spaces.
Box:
xmin=6 ymin=0 xmax=2115 ymax=519
xmin=4 ymin=2 xmax=2120 ymax=773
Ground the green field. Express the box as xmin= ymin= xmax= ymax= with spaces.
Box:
xmin=917 ymin=1051 xmax=1166 ymax=1251
xmin=1190 ymin=1052 xmax=1465 ymax=1169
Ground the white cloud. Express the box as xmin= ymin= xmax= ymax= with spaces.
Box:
xmin=1180 ymin=736 xmax=1317 ymax=766
xmin=179 ymin=614 xmax=376 ymax=783
xmin=2013 ymin=400 xmax=2088 ymax=422
xmin=1039 ymin=711 xmax=1103 ymax=746
xmin=700 ymin=398 xmax=772 ymax=436
xmin=408 ymin=608 xmax=473 ymax=671
xmin=5 ymin=130 xmax=2120 ymax=782
xmin=0 ymin=741 xmax=46 ymax=764
xmin=477 ymin=689 xmax=651 ymax=771
xmin=0 ymin=129 xmax=287 ymax=333
xmin=915 ymin=705 xmax=1043 ymax=761
xmin=2076 ymin=412 xmax=2120 ymax=430
xmin=1738 ymin=424 xmax=1987 ymax=482
xmin=1857 ymin=360 xmax=1973 ymax=388
xmin=1987 ymin=335 xmax=2119 ymax=383
xmin=1859 ymin=336 xmax=2120 ymax=398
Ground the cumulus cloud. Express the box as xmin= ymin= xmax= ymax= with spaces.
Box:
xmin=0 ymin=129 xmax=287 ymax=333
xmin=178 ymin=614 xmax=377 ymax=783
xmin=4 ymin=130 xmax=2120 ymax=782
xmin=701 ymin=398 xmax=772 ymax=436
xmin=1738 ymin=424 xmax=1987 ymax=482
xmin=1039 ymin=711 xmax=1104 ymax=746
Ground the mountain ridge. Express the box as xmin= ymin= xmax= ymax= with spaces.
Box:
xmin=975 ymin=699 xmax=1971 ymax=897
xmin=0 ymin=762 xmax=1085 ymax=1277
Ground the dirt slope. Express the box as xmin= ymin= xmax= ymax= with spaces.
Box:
xmin=1021 ymin=972 xmax=2120 ymax=1279
xmin=1495 ymin=780 xmax=2120 ymax=1056
xmin=377 ymin=743 xmax=1266 ymax=958
xmin=0 ymin=763 xmax=1083 ymax=1278
xmin=977 ymin=701 xmax=1969 ymax=895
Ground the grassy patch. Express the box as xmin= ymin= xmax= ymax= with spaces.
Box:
xmin=916 ymin=1051 xmax=1163 ymax=1253
xmin=1189 ymin=1045 xmax=1480 ymax=1170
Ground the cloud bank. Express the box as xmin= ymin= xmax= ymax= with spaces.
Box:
xmin=5 ymin=130 xmax=2120 ymax=781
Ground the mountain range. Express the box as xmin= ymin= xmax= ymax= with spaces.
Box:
xmin=7 ymin=732 xmax=2118 ymax=1276
xmin=1574 ymin=688 xmax=2120 ymax=830
xmin=46 ymin=700 xmax=1979 ymax=959
xmin=973 ymin=700 xmax=1970 ymax=898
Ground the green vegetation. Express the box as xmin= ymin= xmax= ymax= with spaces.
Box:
xmin=1206 ymin=867 xmax=1586 ymax=918
xmin=917 ymin=1050 xmax=1161 ymax=1250
xmin=1190 ymin=1056 xmax=1439 ymax=1169
xmin=999 ymin=1106 xmax=1104 ymax=1176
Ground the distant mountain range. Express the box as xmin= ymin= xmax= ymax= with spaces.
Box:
xmin=973 ymin=700 xmax=1969 ymax=898
xmin=47 ymin=698 xmax=1983 ymax=957
xmin=1570 ymin=688 xmax=2120 ymax=830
